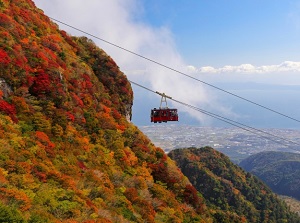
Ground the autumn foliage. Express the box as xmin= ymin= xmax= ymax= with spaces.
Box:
xmin=0 ymin=0 xmax=208 ymax=222
xmin=0 ymin=100 xmax=17 ymax=122
xmin=0 ymin=0 xmax=298 ymax=222
xmin=169 ymin=147 xmax=300 ymax=223
xmin=0 ymin=49 xmax=11 ymax=65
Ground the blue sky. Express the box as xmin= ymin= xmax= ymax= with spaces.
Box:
xmin=139 ymin=1 xmax=300 ymax=66
xmin=33 ymin=0 xmax=300 ymax=128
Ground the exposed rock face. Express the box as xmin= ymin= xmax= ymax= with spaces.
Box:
xmin=0 ymin=78 xmax=12 ymax=98
xmin=125 ymin=103 xmax=132 ymax=121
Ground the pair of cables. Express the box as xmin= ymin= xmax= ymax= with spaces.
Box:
xmin=31 ymin=13 xmax=300 ymax=149
xmin=129 ymin=80 xmax=300 ymax=150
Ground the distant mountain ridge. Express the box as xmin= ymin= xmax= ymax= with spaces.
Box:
xmin=239 ymin=151 xmax=300 ymax=200
xmin=169 ymin=147 xmax=300 ymax=223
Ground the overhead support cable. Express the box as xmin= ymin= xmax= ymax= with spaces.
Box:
xmin=20 ymin=11 xmax=299 ymax=151
xmin=48 ymin=16 xmax=300 ymax=124
xmin=129 ymin=80 xmax=300 ymax=150
xmin=28 ymin=11 xmax=299 ymax=149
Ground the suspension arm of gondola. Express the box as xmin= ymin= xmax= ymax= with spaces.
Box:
xmin=155 ymin=91 xmax=172 ymax=99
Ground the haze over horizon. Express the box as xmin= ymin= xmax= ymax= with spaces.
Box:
xmin=33 ymin=0 xmax=300 ymax=129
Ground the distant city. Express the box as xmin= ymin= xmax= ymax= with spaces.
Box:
xmin=139 ymin=125 xmax=300 ymax=163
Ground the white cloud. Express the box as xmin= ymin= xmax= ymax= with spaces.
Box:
xmin=196 ymin=61 xmax=300 ymax=74
xmin=33 ymin=0 xmax=225 ymax=124
xmin=186 ymin=65 xmax=198 ymax=73
xmin=198 ymin=66 xmax=217 ymax=73
xmin=279 ymin=61 xmax=300 ymax=71
xmin=32 ymin=1 xmax=300 ymax=126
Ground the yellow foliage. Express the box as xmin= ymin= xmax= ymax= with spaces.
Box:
xmin=0 ymin=168 xmax=8 ymax=185
xmin=52 ymin=124 xmax=64 ymax=137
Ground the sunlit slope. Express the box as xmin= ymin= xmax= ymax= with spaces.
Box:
xmin=0 ymin=0 xmax=208 ymax=222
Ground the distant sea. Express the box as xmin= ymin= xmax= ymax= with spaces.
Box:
xmin=219 ymin=84 xmax=300 ymax=129
xmin=132 ymin=83 xmax=300 ymax=130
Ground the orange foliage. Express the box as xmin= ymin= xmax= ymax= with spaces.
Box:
xmin=35 ymin=131 xmax=55 ymax=157
xmin=11 ymin=96 xmax=29 ymax=112
xmin=188 ymin=154 xmax=201 ymax=161
xmin=0 ymin=169 xmax=8 ymax=185
xmin=116 ymin=124 xmax=126 ymax=132
xmin=233 ymin=188 xmax=240 ymax=195
xmin=0 ymin=188 xmax=31 ymax=211
xmin=1 ymin=31 xmax=10 ymax=39
xmin=101 ymin=105 xmax=111 ymax=113
xmin=124 ymin=188 xmax=138 ymax=202
xmin=61 ymin=175 xmax=77 ymax=190
xmin=20 ymin=37 xmax=29 ymax=44
xmin=120 ymin=147 xmax=138 ymax=166
xmin=71 ymin=93 xmax=84 ymax=107
xmin=36 ymin=131 xmax=51 ymax=143
xmin=137 ymin=199 xmax=156 ymax=222
xmin=241 ymin=216 xmax=247 ymax=223
xmin=0 ymin=1 xmax=211 ymax=222
xmin=17 ymin=161 xmax=32 ymax=173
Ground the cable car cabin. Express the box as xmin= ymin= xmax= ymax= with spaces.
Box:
xmin=151 ymin=108 xmax=178 ymax=123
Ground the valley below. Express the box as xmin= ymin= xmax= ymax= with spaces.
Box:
xmin=140 ymin=124 xmax=300 ymax=163
xmin=141 ymin=124 xmax=300 ymax=215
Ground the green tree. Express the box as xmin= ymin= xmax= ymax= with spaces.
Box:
xmin=0 ymin=203 xmax=25 ymax=223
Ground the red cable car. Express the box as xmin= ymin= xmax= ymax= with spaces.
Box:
xmin=151 ymin=92 xmax=178 ymax=123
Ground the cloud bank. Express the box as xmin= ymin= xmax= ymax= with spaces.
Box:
xmin=188 ymin=61 xmax=300 ymax=74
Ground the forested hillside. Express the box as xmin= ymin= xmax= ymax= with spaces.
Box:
xmin=1 ymin=0 xmax=300 ymax=222
xmin=169 ymin=147 xmax=300 ymax=223
xmin=240 ymin=151 xmax=300 ymax=200
xmin=0 ymin=0 xmax=208 ymax=222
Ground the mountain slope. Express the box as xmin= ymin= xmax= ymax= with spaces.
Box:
xmin=169 ymin=147 xmax=300 ymax=223
xmin=1 ymin=0 xmax=300 ymax=222
xmin=0 ymin=0 xmax=208 ymax=222
xmin=239 ymin=151 xmax=300 ymax=200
